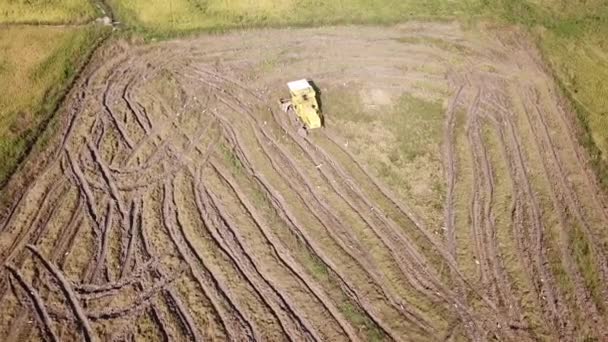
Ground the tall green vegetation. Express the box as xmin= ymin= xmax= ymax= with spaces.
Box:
xmin=0 ymin=0 xmax=97 ymax=24
xmin=109 ymin=0 xmax=479 ymax=35
xmin=0 ymin=26 xmax=108 ymax=185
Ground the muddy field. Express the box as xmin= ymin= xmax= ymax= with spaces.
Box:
xmin=1 ymin=23 xmax=608 ymax=341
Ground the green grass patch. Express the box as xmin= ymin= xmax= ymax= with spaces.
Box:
xmin=396 ymin=35 xmax=473 ymax=56
xmin=0 ymin=0 xmax=98 ymax=24
xmin=0 ymin=25 xmax=108 ymax=186
xmin=326 ymin=86 xmax=446 ymax=230
xmin=326 ymin=89 xmax=444 ymax=165
xmin=220 ymin=143 xmax=244 ymax=172
xmin=339 ymin=301 xmax=385 ymax=342
xmin=386 ymin=94 xmax=444 ymax=162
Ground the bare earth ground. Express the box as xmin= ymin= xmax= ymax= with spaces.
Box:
xmin=1 ymin=22 xmax=608 ymax=341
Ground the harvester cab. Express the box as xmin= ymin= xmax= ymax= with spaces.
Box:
xmin=279 ymin=79 xmax=323 ymax=136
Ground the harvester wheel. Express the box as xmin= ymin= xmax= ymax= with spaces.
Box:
xmin=279 ymin=98 xmax=307 ymax=136
xmin=279 ymin=99 xmax=293 ymax=113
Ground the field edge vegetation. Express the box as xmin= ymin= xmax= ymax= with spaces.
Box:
xmin=0 ymin=0 xmax=99 ymax=24
xmin=0 ymin=25 xmax=110 ymax=187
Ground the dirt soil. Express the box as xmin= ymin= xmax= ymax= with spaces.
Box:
xmin=1 ymin=23 xmax=608 ymax=341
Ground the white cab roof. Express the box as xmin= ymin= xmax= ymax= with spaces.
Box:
xmin=287 ymin=79 xmax=312 ymax=92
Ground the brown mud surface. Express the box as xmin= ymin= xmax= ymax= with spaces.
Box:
xmin=1 ymin=23 xmax=607 ymax=341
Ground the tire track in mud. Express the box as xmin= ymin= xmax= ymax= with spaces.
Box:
xmin=443 ymin=85 xmax=465 ymax=260
xmin=158 ymin=181 xmax=256 ymax=341
xmin=0 ymin=177 xmax=71 ymax=316
xmin=205 ymin=159 xmax=355 ymax=340
xmin=282 ymin=122 xmax=479 ymax=334
xmin=478 ymin=89 xmax=574 ymax=339
xmin=215 ymin=108 xmax=438 ymax=338
xmin=0 ymin=184 xmax=76 ymax=340
xmin=136 ymin=196 xmax=195 ymax=342
xmin=527 ymin=87 xmax=608 ymax=304
xmin=215 ymin=112 xmax=436 ymax=340
xmin=1 ymin=24 xmax=606 ymax=341
xmin=169 ymin=176 xmax=304 ymax=342
xmin=205 ymin=160 xmax=364 ymax=342
xmin=518 ymin=87 xmax=608 ymax=337
xmin=26 ymin=245 xmax=95 ymax=342
xmin=468 ymin=97 xmax=527 ymax=328
xmin=5 ymin=265 xmax=59 ymax=342
xmin=195 ymin=177 xmax=320 ymax=342
xmin=207 ymin=102 xmax=406 ymax=336
xmin=202 ymin=124 xmax=392 ymax=340
xmin=210 ymin=109 xmax=413 ymax=339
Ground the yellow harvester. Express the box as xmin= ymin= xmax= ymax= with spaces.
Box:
xmin=280 ymin=79 xmax=323 ymax=135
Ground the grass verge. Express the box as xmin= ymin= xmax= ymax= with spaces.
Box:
xmin=0 ymin=0 xmax=98 ymax=24
xmin=0 ymin=25 xmax=109 ymax=186
xmin=109 ymin=0 xmax=484 ymax=37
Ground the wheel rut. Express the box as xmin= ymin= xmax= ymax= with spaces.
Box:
xmin=0 ymin=24 xmax=605 ymax=341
